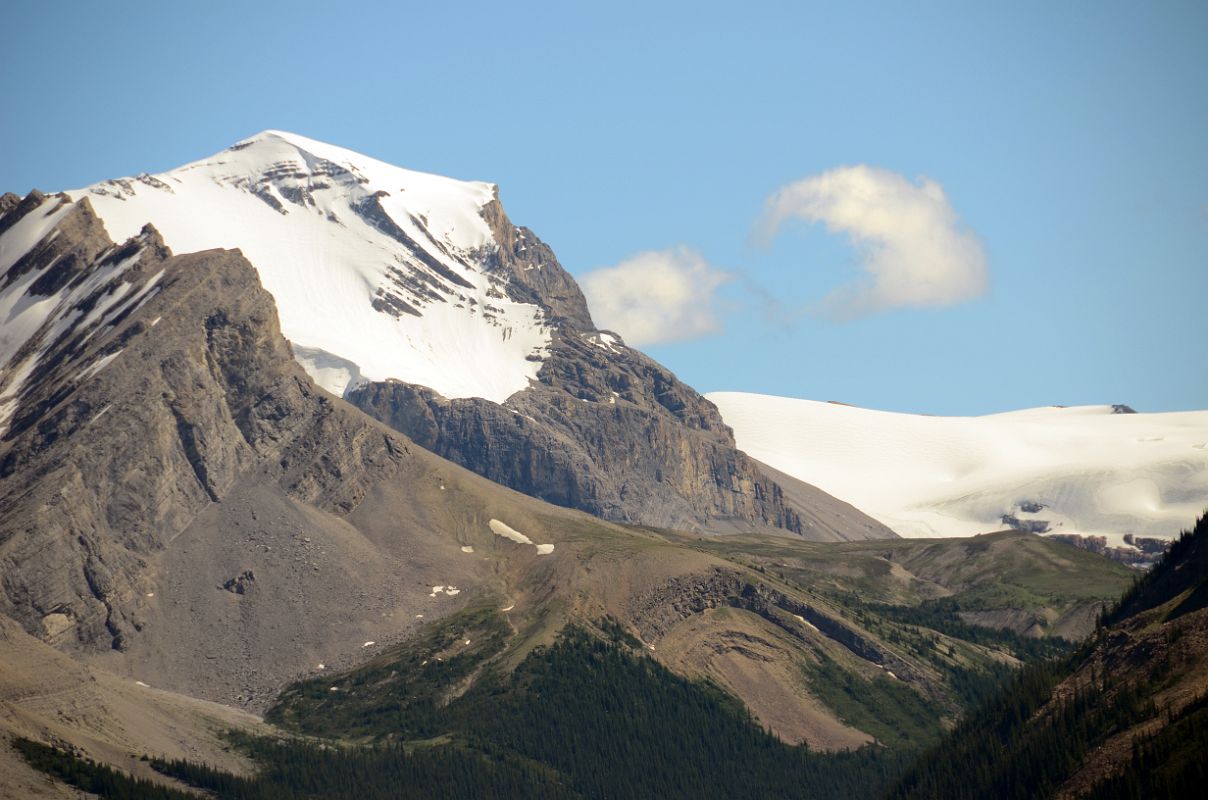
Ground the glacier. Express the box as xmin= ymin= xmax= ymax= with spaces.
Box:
xmin=708 ymin=391 xmax=1208 ymax=544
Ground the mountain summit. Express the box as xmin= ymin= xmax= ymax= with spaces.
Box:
xmin=2 ymin=131 xmax=890 ymax=540
xmin=69 ymin=130 xmax=551 ymax=401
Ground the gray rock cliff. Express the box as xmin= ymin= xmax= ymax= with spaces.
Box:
xmin=349 ymin=198 xmax=892 ymax=540
xmin=0 ymin=193 xmax=412 ymax=660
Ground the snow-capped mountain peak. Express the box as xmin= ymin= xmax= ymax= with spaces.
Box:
xmin=66 ymin=130 xmax=550 ymax=400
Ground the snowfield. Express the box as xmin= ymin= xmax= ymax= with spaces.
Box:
xmin=707 ymin=392 xmax=1208 ymax=543
xmin=67 ymin=130 xmax=551 ymax=401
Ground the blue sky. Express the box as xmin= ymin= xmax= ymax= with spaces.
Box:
xmin=3 ymin=0 xmax=1205 ymax=414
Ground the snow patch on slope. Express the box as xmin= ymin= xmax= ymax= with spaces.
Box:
xmin=582 ymin=331 xmax=624 ymax=354
xmin=489 ymin=519 xmax=555 ymax=555
xmin=0 ymin=197 xmax=164 ymax=435
xmin=0 ymin=197 xmax=75 ymax=367
xmin=708 ymin=392 xmax=1208 ymax=542
xmin=69 ymin=130 xmax=550 ymax=401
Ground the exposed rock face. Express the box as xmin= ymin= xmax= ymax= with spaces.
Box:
xmin=478 ymin=194 xmax=595 ymax=331
xmin=0 ymin=185 xmax=887 ymax=717
xmin=40 ymin=131 xmax=889 ymax=542
xmin=0 ymin=191 xmax=22 ymax=218
xmin=221 ymin=570 xmax=257 ymax=595
xmin=350 ymin=201 xmax=891 ymax=540
xmin=0 ymin=192 xmax=411 ymax=656
xmin=349 ymin=342 xmax=807 ymax=535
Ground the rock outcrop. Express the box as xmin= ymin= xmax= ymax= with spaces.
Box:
xmin=0 ymin=192 xmax=413 ymax=657
xmin=42 ymin=131 xmax=891 ymax=542
xmin=350 ymin=199 xmax=892 ymax=540
xmin=627 ymin=568 xmax=919 ymax=686
xmin=0 ymin=184 xmax=886 ymax=713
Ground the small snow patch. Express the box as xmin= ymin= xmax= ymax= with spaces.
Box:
xmin=500 ymin=604 xmax=515 ymax=612
xmin=461 ymin=545 xmax=474 ymax=553
xmin=362 ymin=641 xmax=375 ymax=648
xmin=135 ymin=681 xmax=149 ymax=688
xmin=78 ymin=349 xmax=124 ymax=382
xmin=489 ymin=519 xmax=532 ymax=545
xmin=429 ymin=585 xmax=460 ymax=598
xmin=791 ymin=613 xmax=819 ymax=633
xmin=489 ymin=518 xmax=555 ymax=555
xmin=316 ymin=663 xmax=326 ymax=670
xmin=582 ymin=331 xmax=623 ymax=354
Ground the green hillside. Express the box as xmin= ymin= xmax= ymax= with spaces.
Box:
xmin=892 ymin=513 xmax=1208 ymax=800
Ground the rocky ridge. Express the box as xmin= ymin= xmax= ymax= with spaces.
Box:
xmin=58 ymin=131 xmax=893 ymax=541
xmin=351 ymin=196 xmax=889 ymax=539
xmin=0 ymin=192 xmax=413 ymax=659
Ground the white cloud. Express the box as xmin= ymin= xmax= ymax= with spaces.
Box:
xmin=758 ymin=165 xmax=988 ymax=318
xmin=579 ymin=247 xmax=731 ymax=346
